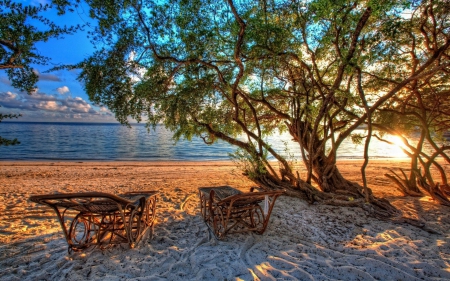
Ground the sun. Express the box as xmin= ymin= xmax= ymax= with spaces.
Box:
xmin=390 ymin=135 xmax=407 ymax=148
xmin=384 ymin=135 xmax=409 ymax=158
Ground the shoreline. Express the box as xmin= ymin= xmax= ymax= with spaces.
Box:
xmin=0 ymin=160 xmax=240 ymax=166
xmin=0 ymin=158 xmax=413 ymax=165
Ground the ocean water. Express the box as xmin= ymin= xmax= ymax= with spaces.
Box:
xmin=0 ymin=122 xmax=413 ymax=161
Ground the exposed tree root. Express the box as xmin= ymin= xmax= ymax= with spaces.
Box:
xmin=440 ymin=184 xmax=450 ymax=196
xmin=365 ymin=196 xmax=402 ymax=219
xmin=414 ymin=170 xmax=450 ymax=207
xmin=384 ymin=169 xmax=423 ymax=196
xmin=390 ymin=217 xmax=441 ymax=235
xmin=384 ymin=168 xmax=450 ymax=207
xmin=252 ymin=173 xmax=438 ymax=232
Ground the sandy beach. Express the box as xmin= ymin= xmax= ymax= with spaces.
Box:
xmin=0 ymin=160 xmax=449 ymax=280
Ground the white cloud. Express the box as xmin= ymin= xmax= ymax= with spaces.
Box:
xmin=62 ymin=97 xmax=94 ymax=113
xmin=35 ymin=101 xmax=68 ymax=112
xmin=57 ymin=86 xmax=70 ymax=94
xmin=3 ymin=91 xmax=17 ymax=101
xmin=99 ymin=106 xmax=110 ymax=112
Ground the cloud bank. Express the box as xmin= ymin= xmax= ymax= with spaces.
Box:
xmin=0 ymin=90 xmax=116 ymax=123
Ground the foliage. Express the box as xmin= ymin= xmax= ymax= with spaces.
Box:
xmin=0 ymin=0 xmax=82 ymax=92
xmin=0 ymin=107 xmax=20 ymax=146
xmin=0 ymin=136 xmax=19 ymax=146
xmin=229 ymin=147 xmax=268 ymax=181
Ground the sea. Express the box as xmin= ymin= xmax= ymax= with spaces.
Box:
xmin=0 ymin=122 xmax=422 ymax=161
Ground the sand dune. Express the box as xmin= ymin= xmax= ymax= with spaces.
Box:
xmin=0 ymin=160 xmax=449 ymax=280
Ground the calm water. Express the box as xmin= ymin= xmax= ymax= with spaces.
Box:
xmin=0 ymin=122 xmax=415 ymax=161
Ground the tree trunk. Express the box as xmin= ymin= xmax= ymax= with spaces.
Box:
xmin=287 ymin=119 xmax=362 ymax=195
xmin=283 ymin=119 xmax=404 ymax=218
xmin=312 ymin=157 xmax=361 ymax=195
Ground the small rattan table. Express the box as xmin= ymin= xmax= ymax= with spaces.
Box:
xmin=198 ymin=186 xmax=284 ymax=239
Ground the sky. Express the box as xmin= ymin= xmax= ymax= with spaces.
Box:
xmin=0 ymin=0 xmax=119 ymax=123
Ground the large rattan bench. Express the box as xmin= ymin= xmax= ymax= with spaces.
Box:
xmin=30 ymin=191 xmax=158 ymax=252
xmin=198 ymin=186 xmax=284 ymax=239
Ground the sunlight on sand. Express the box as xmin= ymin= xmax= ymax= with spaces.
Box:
xmin=0 ymin=161 xmax=449 ymax=280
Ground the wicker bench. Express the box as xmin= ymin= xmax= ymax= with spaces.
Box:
xmin=198 ymin=186 xmax=284 ymax=239
xmin=30 ymin=191 xmax=158 ymax=252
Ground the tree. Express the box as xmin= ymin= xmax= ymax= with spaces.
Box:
xmin=73 ymin=0 xmax=450 ymax=218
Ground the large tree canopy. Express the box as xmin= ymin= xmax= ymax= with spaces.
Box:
xmin=72 ymin=0 xmax=450 ymax=217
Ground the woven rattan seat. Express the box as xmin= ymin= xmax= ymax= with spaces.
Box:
xmin=198 ymin=186 xmax=284 ymax=239
xmin=30 ymin=191 xmax=158 ymax=252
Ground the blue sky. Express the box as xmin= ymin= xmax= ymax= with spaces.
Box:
xmin=0 ymin=0 xmax=118 ymax=123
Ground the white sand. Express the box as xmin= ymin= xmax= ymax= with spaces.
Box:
xmin=0 ymin=161 xmax=449 ymax=280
